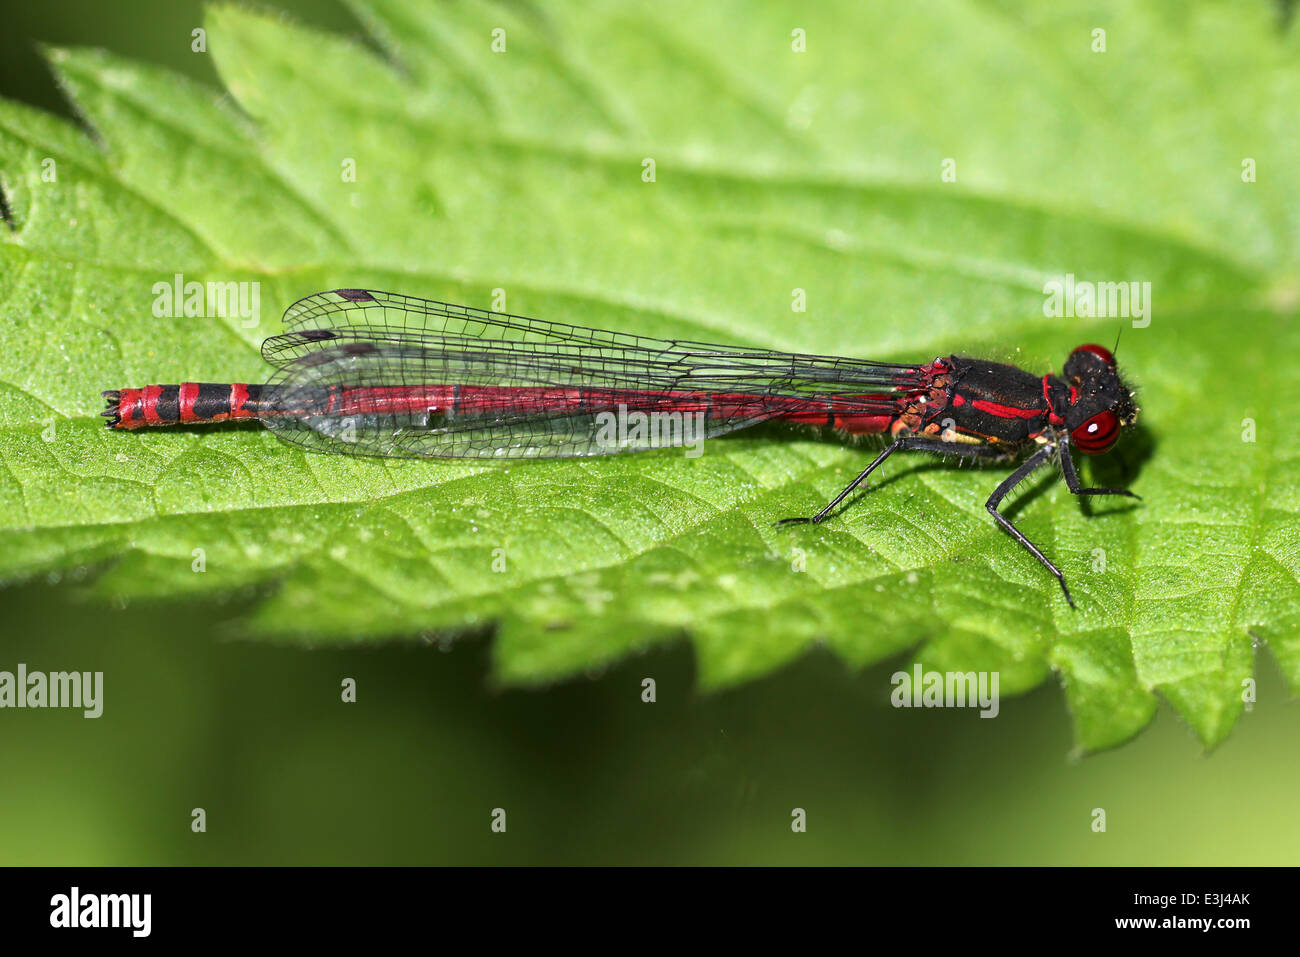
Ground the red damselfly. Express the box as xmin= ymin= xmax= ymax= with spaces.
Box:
xmin=104 ymin=288 xmax=1140 ymax=606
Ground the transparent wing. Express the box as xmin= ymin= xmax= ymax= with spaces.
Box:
xmin=260 ymin=290 xmax=924 ymax=460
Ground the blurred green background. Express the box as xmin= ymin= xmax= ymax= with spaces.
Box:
xmin=1 ymin=0 xmax=1296 ymax=865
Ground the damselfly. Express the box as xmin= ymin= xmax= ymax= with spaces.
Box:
xmin=104 ymin=288 xmax=1140 ymax=606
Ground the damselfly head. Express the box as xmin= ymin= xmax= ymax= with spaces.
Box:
xmin=1061 ymin=344 xmax=1138 ymax=454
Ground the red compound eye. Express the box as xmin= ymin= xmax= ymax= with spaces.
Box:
xmin=1071 ymin=410 xmax=1120 ymax=453
xmin=1071 ymin=343 xmax=1116 ymax=367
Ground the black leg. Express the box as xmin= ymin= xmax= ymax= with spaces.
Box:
xmin=1058 ymin=437 xmax=1141 ymax=499
xmin=777 ymin=435 xmax=1007 ymax=526
xmin=777 ymin=439 xmax=904 ymax=526
xmin=985 ymin=443 xmax=1075 ymax=608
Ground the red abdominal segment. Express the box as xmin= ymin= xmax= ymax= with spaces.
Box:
xmin=106 ymin=383 xmax=898 ymax=434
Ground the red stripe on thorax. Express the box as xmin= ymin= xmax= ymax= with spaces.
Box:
xmin=1041 ymin=375 xmax=1065 ymax=426
xmin=970 ymin=398 xmax=1042 ymax=420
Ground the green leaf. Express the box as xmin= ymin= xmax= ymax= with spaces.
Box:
xmin=1 ymin=0 xmax=1296 ymax=751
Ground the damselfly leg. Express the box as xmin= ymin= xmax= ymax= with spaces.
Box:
xmin=1058 ymin=436 xmax=1143 ymax=499
xmin=983 ymin=443 xmax=1074 ymax=607
xmin=780 ymin=437 xmax=1094 ymax=608
xmin=776 ymin=435 xmax=1008 ymax=526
